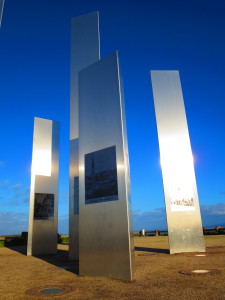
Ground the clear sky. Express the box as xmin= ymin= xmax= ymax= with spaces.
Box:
xmin=0 ymin=0 xmax=225 ymax=234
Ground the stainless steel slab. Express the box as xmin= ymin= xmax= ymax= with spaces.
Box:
xmin=150 ymin=70 xmax=205 ymax=254
xmin=27 ymin=117 xmax=60 ymax=256
xmin=69 ymin=12 xmax=100 ymax=260
xmin=78 ymin=52 xmax=134 ymax=280
xmin=70 ymin=11 xmax=100 ymax=140
xmin=0 ymin=0 xmax=4 ymax=27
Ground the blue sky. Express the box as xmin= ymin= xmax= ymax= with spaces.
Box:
xmin=0 ymin=0 xmax=225 ymax=234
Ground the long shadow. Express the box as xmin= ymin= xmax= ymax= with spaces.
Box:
xmin=34 ymin=247 xmax=79 ymax=275
xmin=6 ymin=245 xmax=27 ymax=255
xmin=135 ymin=246 xmax=169 ymax=254
xmin=5 ymin=244 xmax=79 ymax=275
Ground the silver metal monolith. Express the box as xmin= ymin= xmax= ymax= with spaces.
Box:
xmin=150 ymin=70 xmax=205 ymax=254
xmin=27 ymin=117 xmax=60 ymax=256
xmin=69 ymin=12 xmax=100 ymax=260
xmin=78 ymin=51 xmax=134 ymax=280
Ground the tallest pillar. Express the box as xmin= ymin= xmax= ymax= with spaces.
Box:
xmin=69 ymin=12 xmax=100 ymax=260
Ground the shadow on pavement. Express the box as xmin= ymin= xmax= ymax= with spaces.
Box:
xmin=6 ymin=245 xmax=27 ymax=255
xmin=34 ymin=248 xmax=79 ymax=275
xmin=135 ymin=246 xmax=169 ymax=254
xmin=5 ymin=245 xmax=79 ymax=275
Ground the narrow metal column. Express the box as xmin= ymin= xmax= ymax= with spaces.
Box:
xmin=0 ymin=0 xmax=5 ymax=27
xmin=150 ymin=70 xmax=205 ymax=254
xmin=69 ymin=12 xmax=100 ymax=260
xmin=78 ymin=52 xmax=134 ymax=280
xmin=27 ymin=117 xmax=60 ymax=256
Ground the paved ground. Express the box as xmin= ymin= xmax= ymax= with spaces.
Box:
xmin=0 ymin=236 xmax=225 ymax=299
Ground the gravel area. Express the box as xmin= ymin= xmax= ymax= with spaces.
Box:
xmin=0 ymin=236 xmax=225 ymax=299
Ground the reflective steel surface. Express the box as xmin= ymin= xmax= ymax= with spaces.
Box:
xmin=27 ymin=117 xmax=60 ymax=256
xmin=69 ymin=12 xmax=100 ymax=260
xmin=0 ymin=0 xmax=4 ymax=27
xmin=150 ymin=71 xmax=205 ymax=254
xmin=78 ymin=52 xmax=134 ymax=280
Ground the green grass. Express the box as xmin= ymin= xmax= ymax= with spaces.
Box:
xmin=58 ymin=236 xmax=69 ymax=244
xmin=0 ymin=240 xmax=5 ymax=247
xmin=61 ymin=237 xmax=69 ymax=244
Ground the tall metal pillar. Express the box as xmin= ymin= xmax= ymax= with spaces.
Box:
xmin=69 ymin=12 xmax=100 ymax=260
xmin=150 ymin=70 xmax=205 ymax=254
xmin=27 ymin=117 xmax=60 ymax=256
xmin=0 ymin=0 xmax=5 ymax=27
xmin=78 ymin=52 xmax=134 ymax=280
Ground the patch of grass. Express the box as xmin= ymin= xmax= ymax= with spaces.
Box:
xmin=0 ymin=240 xmax=5 ymax=247
xmin=58 ymin=235 xmax=69 ymax=244
xmin=61 ymin=237 xmax=69 ymax=244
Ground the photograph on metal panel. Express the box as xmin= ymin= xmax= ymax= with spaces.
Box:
xmin=85 ymin=146 xmax=118 ymax=204
xmin=170 ymin=185 xmax=195 ymax=212
xmin=74 ymin=176 xmax=79 ymax=214
xmin=34 ymin=193 xmax=54 ymax=219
